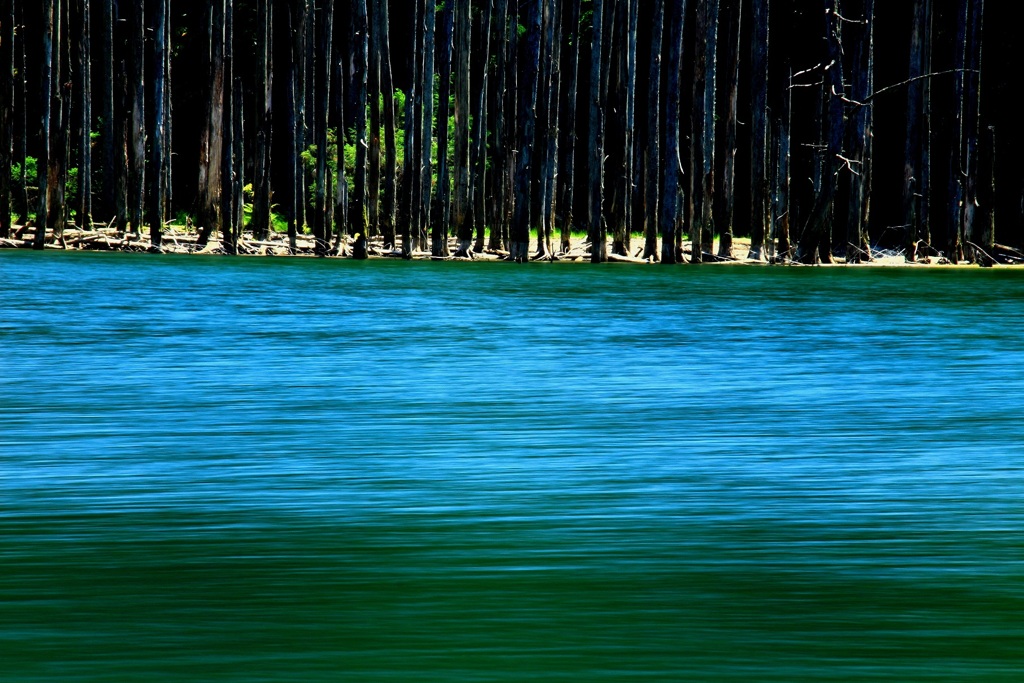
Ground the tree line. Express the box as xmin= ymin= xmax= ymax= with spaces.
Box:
xmin=0 ymin=0 xmax=1019 ymax=264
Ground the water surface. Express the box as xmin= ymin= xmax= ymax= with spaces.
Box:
xmin=3 ymin=251 xmax=1023 ymax=681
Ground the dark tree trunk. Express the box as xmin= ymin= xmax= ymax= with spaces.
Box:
xmin=97 ymin=0 xmax=114 ymax=222
xmin=587 ymin=0 xmax=607 ymax=263
xmin=535 ymin=0 xmax=561 ymax=259
xmin=960 ymin=0 xmax=984 ymax=255
xmin=0 ymin=0 xmax=12 ymax=238
xmin=797 ymin=0 xmax=844 ymax=264
xmin=488 ymin=0 xmax=511 ymax=251
xmin=452 ymin=0 xmax=473 ymax=255
xmin=691 ymin=0 xmax=718 ymax=262
xmin=605 ymin=0 xmax=628 ymax=257
xmin=252 ymin=0 xmax=272 ymax=240
xmin=45 ymin=0 xmax=71 ymax=243
xmin=471 ymin=0 xmax=492 ymax=253
xmin=197 ymin=0 xmax=225 ymax=248
xmin=33 ymin=0 xmax=54 ymax=249
xmin=773 ymin=66 xmax=792 ymax=260
xmin=220 ymin=0 xmax=236 ymax=254
xmin=149 ymin=0 xmax=168 ymax=249
xmin=748 ymin=0 xmax=769 ymax=260
xmin=946 ymin=0 xmax=969 ymax=262
xmin=432 ymin=0 xmax=454 ymax=256
xmin=556 ymin=0 xmax=581 ymax=255
xmin=903 ymin=0 xmax=931 ymax=261
xmin=660 ymin=0 xmax=686 ymax=264
xmin=311 ymin=0 xmax=333 ymax=256
xmin=75 ymin=0 xmax=92 ymax=233
xmin=644 ymin=0 xmax=665 ymax=260
xmin=843 ymin=0 xmax=873 ymax=262
xmin=127 ymin=0 xmax=144 ymax=236
xmin=377 ymin=0 xmax=397 ymax=249
xmin=713 ymin=0 xmax=740 ymax=259
xmin=367 ymin=0 xmax=381 ymax=240
xmin=332 ymin=43 xmax=347 ymax=254
xmin=512 ymin=0 xmax=541 ymax=262
xmin=417 ymin=0 xmax=434 ymax=255
xmin=351 ymin=0 xmax=369 ymax=259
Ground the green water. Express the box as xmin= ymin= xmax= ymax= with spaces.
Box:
xmin=2 ymin=251 xmax=1023 ymax=681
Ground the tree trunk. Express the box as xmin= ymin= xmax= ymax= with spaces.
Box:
xmin=903 ymin=0 xmax=930 ymax=261
xmin=660 ymin=0 xmax=686 ymax=264
xmin=471 ymin=0 xmax=492 ymax=253
xmin=311 ymin=0 xmax=333 ymax=256
xmin=960 ymin=0 xmax=983 ymax=255
xmin=197 ymin=0 xmax=224 ymax=248
xmin=351 ymin=0 xmax=370 ymax=259
xmin=367 ymin=0 xmax=381 ymax=241
xmin=252 ymin=0 xmax=272 ymax=240
xmin=75 ymin=0 xmax=92 ymax=233
xmin=127 ymin=0 xmax=144 ymax=236
xmin=796 ymin=0 xmax=844 ymax=264
xmin=748 ymin=0 xmax=769 ymax=260
xmin=488 ymin=0 xmax=510 ymax=251
xmin=0 ymin=0 xmax=12 ymax=238
xmin=149 ymin=0 xmax=168 ymax=249
xmin=844 ymin=0 xmax=873 ymax=262
xmin=534 ymin=0 xmax=561 ymax=260
xmin=587 ymin=0 xmax=607 ymax=263
xmin=644 ymin=0 xmax=665 ymax=260
xmin=377 ymin=0 xmax=397 ymax=249
xmin=452 ymin=0 xmax=473 ymax=255
xmin=220 ymin=0 xmax=236 ymax=254
xmin=774 ymin=66 xmax=792 ymax=260
xmin=46 ymin=0 xmax=71 ymax=243
xmin=417 ymin=0 xmax=435 ymax=256
xmin=946 ymin=0 xmax=968 ymax=262
xmin=511 ymin=0 xmax=541 ymax=262
xmin=33 ymin=0 xmax=54 ymax=249
xmin=557 ymin=0 xmax=581 ymax=255
xmin=432 ymin=0 xmax=454 ymax=256
xmin=691 ymin=0 xmax=718 ymax=262
xmin=714 ymin=0 xmax=740 ymax=259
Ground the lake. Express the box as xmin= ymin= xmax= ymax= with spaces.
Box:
xmin=2 ymin=250 xmax=1023 ymax=681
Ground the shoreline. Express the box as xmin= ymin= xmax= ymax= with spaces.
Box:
xmin=3 ymin=224 xmax=1022 ymax=268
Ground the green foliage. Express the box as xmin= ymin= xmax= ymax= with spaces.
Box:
xmin=10 ymin=156 xmax=37 ymax=188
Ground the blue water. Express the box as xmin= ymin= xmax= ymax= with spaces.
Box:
xmin=2 ymin=251 xmax=1024 ymax=681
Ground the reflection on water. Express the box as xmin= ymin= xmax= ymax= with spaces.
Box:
xmin=2 ymin=252 xmax=1024 ymax=681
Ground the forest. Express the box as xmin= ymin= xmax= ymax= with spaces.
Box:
xmin=0 ymin=0 xmax=1020 ymax=264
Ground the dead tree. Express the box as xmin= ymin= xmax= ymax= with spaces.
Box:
xmin=748 ymin=0 xmax=769 ymax=260
xmin=713 ymin=0 xmax=741 ymax=259
xmin=660 ymin=0 xmax=687 ymax=264
xmin=511 ymin=0 xmax=542 ymax=262
xmin=691 ymin=0 xmax=718 ymax=262
xmin=587 ymin=0 xmax=607 ymax=262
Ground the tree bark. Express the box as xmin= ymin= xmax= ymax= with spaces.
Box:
xmin=903 ymin=0 xmax=930 ymax=261
xmin=312 ymin=0 xmax=333 ymax=256
xmin=351 ymin=0 xmax=370 ymax=259
xmin=452 ymin=0 xmax=473 ymax=255
xmin=714 ymin=0 xmax=740 ymax=259
xmin=471 ymin=0 xmax=493 ymax=253
xmin=960 ymin=0 xmax=984 ymax=254
xmin=556 ymin=0 xmax=581 ymax=254
xmin=417 ymin=0 xmax=435 ymax=256
xmin=33 ymin=0 xmax=55 ymax=249
xmin=127 ymin=0 xmax=144 ymax=236
xmin=220 ymin=0 xmax=237 ymax=254
xmin=587 ymin=0 xmax=607 ymax=263
xmin=46 ymin=0 xmax=71 ymax=243
xmin=644 ymin=0 xmax=665 ymax=260
xmin=512 ymin=0 xmax=542 ymax=262
xmin=488 ymin=0 xmax=511 ymax=251
xmin=197 ymin=0 xmax=225 ymax=248
xmin=150 ymin=0 xmax=168 ymax=249
xmin=796 ymin=0 xmax=845 ymax=264
xmin=844 ymin=0 xmax=873 ymax=262
xmin=252 ymin=0 xmax=272 ymax=240
xmin=75 ymin=0 xmax=92 ymax=233
xmin=377 ymin=0 xmax=397 ymax=249
xmin=691 ymin=0 xmax=718 ymax=262
xmin=432 ymin=0 xmax=454 ymax=256
xmin=748 ymin=0 xmax=769 ymax=260
xmin=0 ymin=0 xmax=12 ymax=238
xmin=660 ymin=0 xmax=686 ymax=264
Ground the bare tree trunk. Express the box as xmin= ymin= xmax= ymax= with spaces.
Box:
xmin=75 ymin=0 xmax=92 ymax=233
xmin=432 ymin=0 xmax=454 ymax=256
xmin=774 ymin=66 xmax=792 ymax=260
xmin=961 ymin=0 xmax=984 ymax=256
xmin=555 ymin=0 xmax=580 ymax=254
xmin=452 ymin=0 xmax=473 ymax=255
xmin=660 ymin=0 xmax=686 ymax=264
xmin=512 ymin=0 xmax=542 ymax=262
xmin=844 ymin=0 xmax=873 ymax=262
xmin=903 ymin=0 xmax=930 ymax=261
xmin=220 ymin=0 xmax=237 ymax=254
xmin=488 ymin=0 xmax=510 ymax=251
xmin=748 ymin=0 xmax=769 ymax=260
xmin=417 ymin=0 xmax=435 ymax=256
xmin=947 ymin=0 xmax=968 ymax=263
xmin=149 ymin=0 xmax=168 ymax=249
xmin=644 ymin=0 xmax=665 ymax=260
xmin=714 ymin=0 xmax=740 ymax=259
xmin=691 ymin=0 xmax=718 ymax=262
xmin=587 ymin=0 xmax=607 ymax=263
xmin=332 ymin=43 xmax=347 ymax=254
xmin=471 ymin=0 xmax=492 ymax=253
xmin=252 ymin=0 xmax=272 ymax=240
xmin=197 ymin=0 xmax=224 ymax=248
xmin=311 ymin=0 xmax=333 ymax=256
xmin=46 ymin=0 xmax=71 ymax=243
xmin=797 ymin=0 xmax=844 ymax=264
xmin=0 ymin=0 xmax=12 ymax=238
xmin=33 ymin=0 xmax=55 ymax=249
xmin=534 ymin=0 xmax=561 ymax=259
xmin=377 ymin=0 xmax=397 ymax=249
xmin=127 ymin=0 xmax=144 ymax=236
xmin=350 ymin=0 xmax=370 ymax=259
